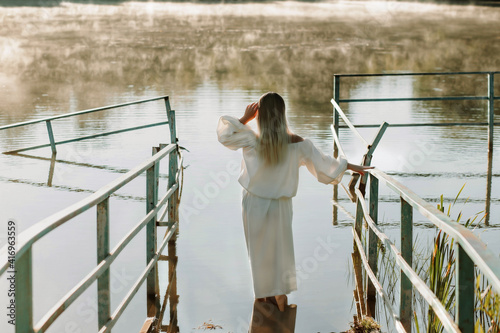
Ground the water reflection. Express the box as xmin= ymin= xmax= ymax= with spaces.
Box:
xmin=157 ymin=230 xmax=179 ymax=333
xmin=249 ymin=300 xmax=297 ymax=333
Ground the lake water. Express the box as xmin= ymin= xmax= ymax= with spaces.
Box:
xmin=0 ymin=1 xmax=499 ymax=332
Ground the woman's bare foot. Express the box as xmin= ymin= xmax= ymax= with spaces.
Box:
xmin=274 ymin=295 xmax=287 ymax=312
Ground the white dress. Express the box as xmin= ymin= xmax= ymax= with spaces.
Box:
xmin=217 ymin=115 xmax=348 ymax=298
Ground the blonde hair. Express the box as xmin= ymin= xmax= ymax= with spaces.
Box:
xmin=256 ymin=92 xmax=291 ymax=165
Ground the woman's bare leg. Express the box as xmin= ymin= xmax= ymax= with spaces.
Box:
xmin=274 ymin=294 xmax=287 ymax=312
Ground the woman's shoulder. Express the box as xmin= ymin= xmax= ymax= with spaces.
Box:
xmin=290 ymin=134 xmax=305 ymax=143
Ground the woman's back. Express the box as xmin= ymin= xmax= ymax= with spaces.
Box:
xmin=217 ymin=115 xmax=347 ymax=199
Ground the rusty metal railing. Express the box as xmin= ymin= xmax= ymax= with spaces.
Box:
xmin=0 ymin=98 xmax=182 ymax=333
xmin=331 ymin=72 xmax=500 ymax=333
xmin=0 ymin=95 xmax=171 ymax=155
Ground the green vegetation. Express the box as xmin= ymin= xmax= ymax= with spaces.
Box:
xmin=374 ymin=185 xmax=500 ymax=332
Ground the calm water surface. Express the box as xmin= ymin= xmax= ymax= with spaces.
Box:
xmin=0 ymin=1 xmax=499 ymax=332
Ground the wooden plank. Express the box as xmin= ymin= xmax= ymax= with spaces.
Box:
xmin=139 ymin=318 xmax=155 ymax=333
xmin=355 ymin=188 xmax=460 ymax=333
xmin=456 ymin=244 xmax=475 ymax=332
xmin=400 ymin=198 xmax=413 ymax=332
xmin=369 ymin=168 xmax=500 ymax=295
xmin=352 ymin=229 xmax=407 ymax=333
xmin=97 ymin=198 xmax=111 ymax=330
xmin=352 ymin=249 xmax=366 ymax=317
xmin=16 ymin=248 xmax=34 ymax=333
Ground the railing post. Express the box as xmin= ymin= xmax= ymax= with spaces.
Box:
xmin=400 ymin=198 xmax=413 ymax=332
xmin=16 ymin=248 xmax=34 ymax=333
xmin=485 ymin=72 xmax=494 ymax=226
xmin=168 ymin=109 xmax=179 ymax=229
xmin=167 ymin=231 xmax=179 ymax=332
xmin=354 ymin=199 xmax=363 ymax=238
xmin=146 ymin=147 xmax=159 ymax=318
xmin=45 ymin=120 xmax=57 ymax=155
xmin=332 ymin=75 xmax=340 ymax=225
xmin=366 ymin=175 xmax=379 ymax=317
xmin=97 ymin=197 xmax=111 ymax=331
xmin=456 ymin=244 xmax=474 ymax=332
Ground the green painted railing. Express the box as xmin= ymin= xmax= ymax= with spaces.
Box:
xmin=331 ymin=72 xmax=500 ymax=333
xmin=0 ymin=95 xmax=172 ymax=155
xmin=0 ymin=97 xmax=182 ymax=333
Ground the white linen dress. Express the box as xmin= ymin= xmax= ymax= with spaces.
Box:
xmin=217 ymin=115 xmax=348 ymax=298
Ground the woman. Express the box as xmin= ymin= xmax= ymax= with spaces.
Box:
xmin=216 ymin=92 xmax=371 ymax=311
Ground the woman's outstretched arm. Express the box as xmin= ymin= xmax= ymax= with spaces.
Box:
xmin=347 ymin=163 xmax=374 ymax=176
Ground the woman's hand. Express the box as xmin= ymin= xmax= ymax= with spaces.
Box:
xmin=239 ymin=103 xmax=259 ymax=124
xmin=347 ymin=163 xmax=374 ymax=176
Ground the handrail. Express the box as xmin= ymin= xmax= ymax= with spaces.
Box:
xmin=370 ymin=168 xmax=500 ymax=292
xmin=0 ymin=95 xmax=169 ymax=131
xmin=34 ymin=182 xmax=179 ymax=332
xmin=1 ymin=97 xmax=181 ymax=333
xmin=331 ymin=99 xmax=369 ymax=146
xmin=333 ymin=71 xmax=498 ymax=332
xmin=355 ymin=187 xmax=462 ymax=332
xmin=0 ymin=95 xmax=171 ymax=155
xmin=0 ymin=143 xmax=176 ymax=275
xmin=2 ymin=143 xmax=182 ymax=333
xmin=333 ymin=71 xmax=500 ymax=77
xmin=330 ymin=124 xmax=346 ymax=158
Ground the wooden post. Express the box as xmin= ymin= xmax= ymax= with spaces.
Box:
xmin=45 ymin=120 xmax=57 ymax=155
xmin=146 ymin=147 xmax=159 ymax=318
xmin=97 ymin=197 xmax=111 ymax=330
xmin=168 ymin=109 xmax=179 ymax=231
xmin=486 ymin=72 xmax=494 ymax=226
xmin=47 ymin=153 xmax=56 ymax=187
xmin=16 ymin=248 xmax=34 ymax=333
xmin=354 ymin=199 xmax=363 ymax=238
xmin=333 ymin=75 xmax=340 ymax=226
xmin=456 ymin=244 xmax=474 ymax=332
xmin=366 ymin=175 xmax=379 ymax=317
xmin=168 ymin=232 xmax=179 ymax=333
xmin=400 ymin=198 xmax=413 ymax=332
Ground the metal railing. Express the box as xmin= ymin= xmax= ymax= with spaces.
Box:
xmin=0 ymin=95 xmax=172 ymax=155
xmin=0 ymin=97 xmax=182 ymax=333
xmin=331 ymin=72 xmax=500 ymax=333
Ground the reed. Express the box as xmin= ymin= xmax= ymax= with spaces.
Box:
xmin=369 ymin=185 xmax=500 ymax=332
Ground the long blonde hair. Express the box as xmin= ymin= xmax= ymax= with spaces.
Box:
xmin=257 ymin=92 xmax=291 ymax=165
